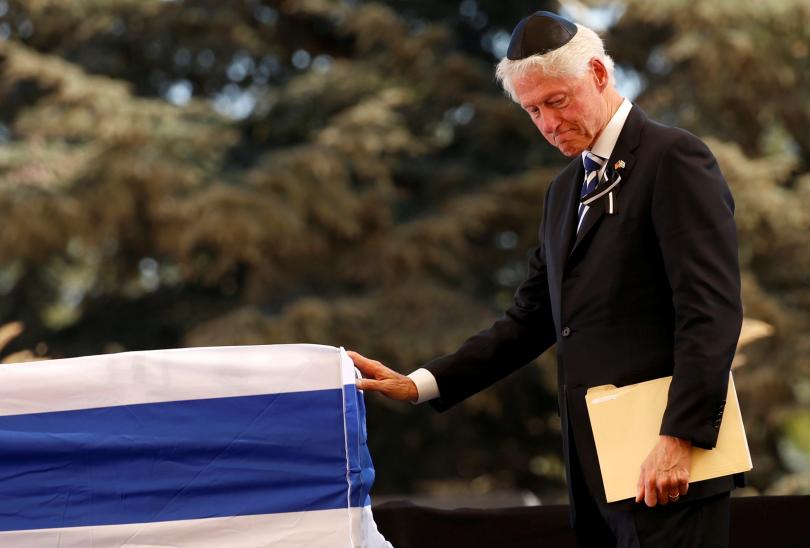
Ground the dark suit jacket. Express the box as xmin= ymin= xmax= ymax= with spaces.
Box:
xmin=423 ymin=105 xmax=743 ymax=517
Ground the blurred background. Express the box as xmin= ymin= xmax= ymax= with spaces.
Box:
xmin=0 ymin=0 xmax=808 ymax=506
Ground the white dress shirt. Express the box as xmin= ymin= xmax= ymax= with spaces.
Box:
xmin=408 ymin=98 xmax=633 ymax=404
xmin=577 ymin=98 xmax=633 ymax=230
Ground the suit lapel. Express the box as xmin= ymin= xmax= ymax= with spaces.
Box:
xmin=569 ymin=105 xmax=644 ymax=258
xmin=545 ymin=158 xmax=583 ymax=324
xmin=556 ymin=161 xmax=583 ymax=262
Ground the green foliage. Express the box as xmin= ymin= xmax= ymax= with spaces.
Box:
xmin=606 ymin=0 xmax=810 ymax=161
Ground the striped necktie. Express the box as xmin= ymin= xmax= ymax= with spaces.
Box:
xmin=578 ymin=152 xmax=605 ymax=229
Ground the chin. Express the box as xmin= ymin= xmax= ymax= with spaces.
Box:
xmin=557 ymin=144 xmax=586 ymax=157
xmin=553 ymin=136 xmax=587 ymax=157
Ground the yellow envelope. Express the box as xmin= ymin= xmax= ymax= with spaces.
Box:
xmin=585 ymin=373 xmax=752 ymax=502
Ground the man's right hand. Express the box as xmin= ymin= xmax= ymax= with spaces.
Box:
xmin=347 ymin=350 xmax=419 ymax=402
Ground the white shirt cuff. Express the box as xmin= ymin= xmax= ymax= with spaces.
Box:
xmin=407 ymin=368 xmax=440 ymax=404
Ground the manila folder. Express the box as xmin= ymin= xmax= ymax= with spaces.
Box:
xmin=585 ymin=373 xmax=752 ymax=503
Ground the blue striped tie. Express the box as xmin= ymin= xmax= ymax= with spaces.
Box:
xmin=578 ymin=152 xmax=605 ymax=229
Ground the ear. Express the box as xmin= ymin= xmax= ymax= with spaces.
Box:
xmin=590 ymin=58 xmax=609 ymax=91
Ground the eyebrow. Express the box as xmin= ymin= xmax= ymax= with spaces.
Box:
xmin=521 ymin=92 xmax=566 ymax=110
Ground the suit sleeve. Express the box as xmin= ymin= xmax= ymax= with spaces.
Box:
xmin=653 ymin=133 xmax=743 ymax=449
xmin=424 ymin=189 xmax=558 ymax=412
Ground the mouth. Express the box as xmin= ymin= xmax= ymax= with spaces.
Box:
xmin=554 ymin=130 xmax=574 ymax=144
xmin=553 ymin=133 xmax=584 ymax=156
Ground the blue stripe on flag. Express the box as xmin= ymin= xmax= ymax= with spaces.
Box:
xmin=343 ymin=378 xmax=374 ymax=509
xmin=0 ymin=388 xmax=366 ymax=532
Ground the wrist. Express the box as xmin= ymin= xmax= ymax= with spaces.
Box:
xmin=661 ymin=435 xmax=692 ymax=448
xmin=407 ymin=379 xmax=418 ymax=402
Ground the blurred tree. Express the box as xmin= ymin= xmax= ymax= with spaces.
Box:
xmin=0 ymin=0 xmax=566 ymax=498
xmin=605 ymin=0 xmax=810 ymax=164
xmin=0 ymin=0 xmax=807 ymax=499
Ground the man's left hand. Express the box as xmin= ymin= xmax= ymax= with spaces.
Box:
xmin=635 ymin=435 xmax=692 ymax=507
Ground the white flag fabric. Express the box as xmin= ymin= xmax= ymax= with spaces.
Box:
xmin=0 ymin=344 xmax=392 ymax=547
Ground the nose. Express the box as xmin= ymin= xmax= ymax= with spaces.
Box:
xmin=538 ymin=107 xmax=561 ymax=135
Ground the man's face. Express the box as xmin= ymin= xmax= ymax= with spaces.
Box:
xmin=512 ymin=62 xmax=610 ymax=157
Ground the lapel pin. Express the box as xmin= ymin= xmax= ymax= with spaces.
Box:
xmin=614 ymin=160 xmax=625 ymax=170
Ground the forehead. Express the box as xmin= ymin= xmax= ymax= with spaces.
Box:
xmin=512 ymin=70 xmax=579 ymax=106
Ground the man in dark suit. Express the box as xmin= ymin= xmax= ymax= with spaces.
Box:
xmin=350 ymin=11 xmax=742 ymax=547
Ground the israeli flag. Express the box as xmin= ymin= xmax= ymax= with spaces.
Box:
xmin=0 ymin=344 xmax=392 ymax=547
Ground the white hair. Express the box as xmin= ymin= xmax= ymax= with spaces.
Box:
xmin=495 ymin=23 xmax=615 ymax=102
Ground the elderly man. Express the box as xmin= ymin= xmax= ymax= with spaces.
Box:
xmin=350 ymin=11 xmax=742 ymax=547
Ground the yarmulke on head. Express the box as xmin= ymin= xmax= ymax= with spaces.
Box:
xmin=506 ymin=11 xmax=578 ymax=60
xmin=495 ymin=13 xmax=615 ymax=103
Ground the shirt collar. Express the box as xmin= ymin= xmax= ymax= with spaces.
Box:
xmin=582 ymin=97 xmax=633 ymax=165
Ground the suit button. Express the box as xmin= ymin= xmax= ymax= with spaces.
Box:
xmin=562 ymin=326 xmax=572 ymax=337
